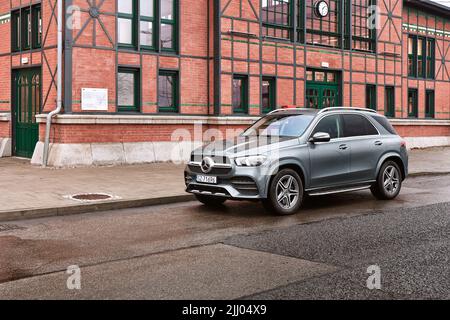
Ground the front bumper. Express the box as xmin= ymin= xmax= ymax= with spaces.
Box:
xmin=184 ymin=162 xmax=269 ymax=199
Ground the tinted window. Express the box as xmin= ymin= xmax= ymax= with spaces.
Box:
xmin=312 ymin=115 xmax=342 ymax=139
xmin=370 ymin=115 xmax=397 ymax=135
xmin=342 ymin=114 xmax=378 ymax=137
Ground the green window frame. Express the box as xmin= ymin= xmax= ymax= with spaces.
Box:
xmin=305 ymin=0 xmax=341 ymax=48
xmin=417 ymin=37 xmax=425 ymax=78
xmin=158 ymin=70 xmax=179 ymax=113
xmin=11 ymin=10 xmax=21 ymax=52
xmin=366 ymin=84 xmax=376 ymax=111
xmin=232 ymin=75 xmax=249 ymax=114
xmin=350 ymin=0 xmax=376 ymax=51
xmin=262 ymin=0 xmax=293 ymax=40
xmin=118 ymin=0 xmax=177 ymax=52
xmin=117 ymin=67 xmax=140 ymax=112
xmin=262 ymin=77 xmax=276 ymax=114
xmin=260 ymin=1 xmax=375 ymax=52
xmin=407 ymin=88 xmax=418 ymax=118
xmin=408 ymin=35 xmax=417 ymax=77
xmin=160 ymin=0 xmax=177 ymax=51
xmin=32 ymin=5 xmax=42 ymax=49
xmin=425 ymin=90 xmax=434 ymax=119
xmin=139 ymin=0 xmax=156 ymax=50
xmin=408 ymin=35 xmax=435 ymax=79
xmin=118 ymin=0 xmax=136 ymax=48
xmin=11 ymin=5 xmax=41 ymax=52
xmin=385 ymin=86 xmax=395 ymax=118
xmin=426 ymin=39 xmax=435 ymax=79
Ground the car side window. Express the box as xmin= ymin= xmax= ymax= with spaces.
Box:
xmin=312 ymin=115 xmax=342 ymax=139
xmin=342 ymin=114 xmax=378 ymax=137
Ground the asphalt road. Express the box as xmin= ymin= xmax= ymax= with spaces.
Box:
xmin=0 ymin=174 xmax=449 ymax=299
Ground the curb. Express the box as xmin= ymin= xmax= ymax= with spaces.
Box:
xmin=408 ymin=171 xmax=450 ymax=177
xmin=0 ymin=194 xmax=195 ymax=222
xmin=0 ymin=171 xmax=449 ymax=223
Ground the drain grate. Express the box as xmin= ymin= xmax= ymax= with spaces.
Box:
xmin=0 ymin=224 xmax=26 ymax=232
xmin=65 ymin=193 xmax=120 ymax=202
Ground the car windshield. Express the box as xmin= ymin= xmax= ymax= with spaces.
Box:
xmin=242 ymin=114 xmax=315 ymax=137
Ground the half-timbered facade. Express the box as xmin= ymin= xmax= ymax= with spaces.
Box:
xmin=0 ymin=0 xmax=449 ymax=166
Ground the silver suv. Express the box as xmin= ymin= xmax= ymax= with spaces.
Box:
xmin=184 ymin=107 xmax=408 ymax=215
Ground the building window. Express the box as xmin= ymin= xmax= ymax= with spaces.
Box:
xmin=408 ymin=36 xmax=416 ymax=77
xmin=232 ymin=75 xmax=248 ymax=114
xmin=407 ymin=88 xmax=418 ymax=118
xmin=366 ymin=84 xmax=376 ymax=111
xmin=118 ymin=0 xmax=135 ymax=46
xmin=426 ymin=39 xmax=435 ymax=79
xmin=350 ymin=0 xmax=376 ymax=51
xmin=118 ymin=0 xmax=177 ymax=51
xmin=11 ymin=4 xmax=42 ymax=52
xmin=306 ymin=0 xmax=341 ymax=48
xmin=262 ymin=0 xmax=292 ymax=40
xmin=262 ymin=77 xmax=276 ymax=113
xmin=117 ymin=68 xmax=140 ymax=112
xmin=140 ymin=0 xmax=155 ymax=49
xmin=261 ymin=0 xmax=375 ymax=52
xmin=161 ymin=0 xmax=176 ymax=51
xmin=408 ymin=35 xmax=435 ymax=79
xmin=158 ymin=70 xmax=178 ymax=113
xmin=385 ymin=86 xmax=395 ymax=118
xmin=425 ymin=90 xmax=434 ymax=119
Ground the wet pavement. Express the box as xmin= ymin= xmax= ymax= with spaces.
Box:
xmin=0 ymin=174 xmax=449 ymax=299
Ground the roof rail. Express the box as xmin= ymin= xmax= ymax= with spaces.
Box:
xmin=267 ymin=107 xmax=316 ymax=115
xmin=318 ymin=107 xmax=378 ymax=114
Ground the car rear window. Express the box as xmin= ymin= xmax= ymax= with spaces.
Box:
xmin=370 ymin=115 xmax=397 ymax=135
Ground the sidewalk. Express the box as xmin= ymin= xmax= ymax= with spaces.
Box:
xmin=1 ymin=147 xmax=450 ymax=221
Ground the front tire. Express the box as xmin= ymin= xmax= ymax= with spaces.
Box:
xmin=371 ymin=161 xmax=402 ymax=200
xmin=262 ymin=169 xmax=304 ymax=215
xmin=195 ymin=194 xmax=226 ymax=206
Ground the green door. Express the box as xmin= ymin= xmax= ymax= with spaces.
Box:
xmin=12 ymin=68 xmax=41 ymax=158
xmin=305 ymin=69 xmax=340 ymax=109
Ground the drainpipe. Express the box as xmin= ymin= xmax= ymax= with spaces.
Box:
xmin=43 ymin=0 xmax=63 ymax=166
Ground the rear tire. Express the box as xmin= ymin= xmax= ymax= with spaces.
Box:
xmin=262 ymin=169 xmax=304 ymax=215
xmin=371 ymin=161 xmax=402 ymax=200
xmin=195 ymin=194 xmax=227 ymax=206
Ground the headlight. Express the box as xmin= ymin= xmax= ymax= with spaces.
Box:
xmin=234 ymin=155 xmax=267 ymax=167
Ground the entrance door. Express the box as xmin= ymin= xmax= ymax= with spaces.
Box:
xmin=12 ymin=68 xmax=41 ymax=158
xmin=305 ymin=69 xmax=340 ymax=109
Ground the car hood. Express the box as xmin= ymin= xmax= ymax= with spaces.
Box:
xmin=192 ymin=136 xmax=298 ymax=157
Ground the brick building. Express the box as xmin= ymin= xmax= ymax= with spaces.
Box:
xmin=0 ymin=0 xmax=449 ymax=166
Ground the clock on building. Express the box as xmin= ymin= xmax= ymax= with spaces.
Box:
xmin=315 ymin=0 xmax=329 ymax=17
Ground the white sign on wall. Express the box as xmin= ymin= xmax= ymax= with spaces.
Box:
xmin=81 ymin=88 xmax=108 ymax=111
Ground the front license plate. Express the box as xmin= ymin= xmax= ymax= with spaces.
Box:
xmin=196 ymin=175 xmax=217 ymax=184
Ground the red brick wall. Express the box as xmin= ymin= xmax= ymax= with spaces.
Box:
xmin=39 ymin=123 xmax=248 ymax=143
xmin=69 ymin=0 xmax=210 ymax=114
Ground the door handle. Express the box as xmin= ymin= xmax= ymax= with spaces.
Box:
xmin=374 ymin=141 xmax=383 ymax=146
xmin=339 ymin=144 xmax=348 ymax=150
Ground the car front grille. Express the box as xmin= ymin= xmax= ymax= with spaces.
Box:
xmin=188 ymin=165 xmax=232 ymax=175
xmin=186 ymin=184 xmax=231 ymax=197
xmin=231 ymin=176 xmax=259 ymax=196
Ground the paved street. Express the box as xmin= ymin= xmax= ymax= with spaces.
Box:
xmin=0 ymin=174 xmax=449 ymax=299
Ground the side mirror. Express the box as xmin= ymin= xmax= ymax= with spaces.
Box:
xmin=309 ymin=132 xmax=331 ymax=143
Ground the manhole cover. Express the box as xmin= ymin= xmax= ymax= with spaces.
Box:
xmin=0 ymin=224 xmax=26 ymax=232
xmin=72 ymin=193 xmax=112 ymax=201
xmin=64 ymin=193 xmax=122 ymax=203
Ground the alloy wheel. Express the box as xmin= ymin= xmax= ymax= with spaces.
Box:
xmin=383 ymin=165 xmax=400 ymax=195
xmin=276 ymin=175 xmax=300 ymax=210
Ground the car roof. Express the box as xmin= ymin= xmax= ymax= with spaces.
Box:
xmin=267 ymin=107 xmax=379 ymax=117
